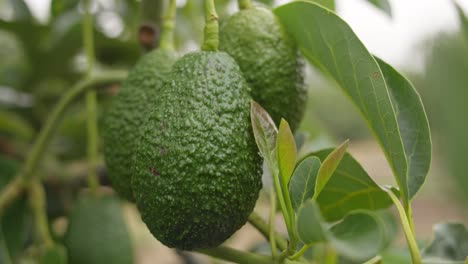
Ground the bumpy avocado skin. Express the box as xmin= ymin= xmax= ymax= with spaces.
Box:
xmin=103 ymin=49 xmax=177 ymax=201
xmin=219 ymin=7 xmax=306 ymax=131
xmin=132 ymin=51 xmax=262 ymax=250
xmin=64 ymin=194 xmax=133 ymax=264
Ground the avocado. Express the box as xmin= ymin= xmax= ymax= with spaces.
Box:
xmin=132 ymin=51 xmax=262 ymax=250
xmin=64 ymin=194 xmax=133 ymax=264
xmin=219 ymin=7 xmax=306 ymax=131
xmin=103 ymin=49 xmax=177 ymax=201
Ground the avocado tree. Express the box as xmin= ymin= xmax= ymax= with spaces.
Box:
xmin=0 ymin=0 xmax=467 ymax=263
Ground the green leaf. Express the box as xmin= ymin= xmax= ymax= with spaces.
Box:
xmin=296 ymin=201 xmax=328 ymax=244
xmin=366 ymin=0 xmax=392 ymax=17
xmin=313 ymin=140 xmax=349 ymax=200
xmin=39 ymin=244 xmax=68 ymax=264
xmin=453 ymin=2 xmax=468 ymax=47
xmin=422 ymin=223 xmax=468 ymax=261
xmin=277 ymin=119 xmax=297 ymax=186
xmin=7 ymin=0 xmax=32 ymax=21
xmin=275 ymin=1 xmax=432 ymax=204
xmin=296 ymin=201 xmax=385 ymax=262
xmin=251 ymin=101 xmax=278 ymax=169
xmin=305 ymin=0 xmax=335 ymax=11
xmin=0 ymin=110 xmax=35 ymax=141
xmin=311 ymin=149 xmax=393 ymax=221
xmin=329 ymin=210 xmax=384 ymax=261
xmin=375 ymin=57 xmax=431 ymax=198
xmin=0 ymin=157 xmax=30 ymax=262
xmin=51 ymin=0 xmax=79 ymax=18
xmin=289 ymin=156 xmax=321 ymax=211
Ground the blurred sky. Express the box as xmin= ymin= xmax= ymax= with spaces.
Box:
xmin=25 ymin=0 xmax=468 ymax=72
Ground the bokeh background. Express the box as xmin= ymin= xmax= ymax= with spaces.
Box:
xmin=1 ymin=0 xmax=468 ymax=263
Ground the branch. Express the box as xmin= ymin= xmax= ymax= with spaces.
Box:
xmin=0 ymin=177 xmax=25 ymax=216
xmin=248 ymin=211 xmax=288 ymax=251
xmin=197 ymin=246 xmax=271 ymax=264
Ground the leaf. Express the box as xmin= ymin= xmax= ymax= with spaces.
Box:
xmin=375 ymin=57 xmax=432 ymax=198
xmin=0 ymin=110 xmax=35 ymax=141
xmin=366 ymin=0 xmax=392 ymax=17
xmin=251 ymin=101 xmax=278 ymax=169
xmin=312 ymin=149 xmax=393 ymax=221
xmin=51 ymin=0 xmax=79 ymax=18
xmin=453 ymin=2 xmax=468 ymax=49
xmin=296 ymin=201 xmax=385 ymax=262
xmin=289 ymin=156 xmax=321 ymax=211
xmin=7 ymin=0 xmax=32 ymax=21
xmin=422 ymin=223 xmax=468 ymax=261
xmin=0 ymin=157 xmax=30 ymax=262
xmin=313 ymin=140 xmax=349 ymax=200
xmin=296 ymin=201 xmax=328 ymax=244
xmin=305 ymin=0 xmax=335 ymax=11
xmin=39 ymin=244 xmax=68 ymax=264
xmin=277 ymin=119 xmax=297 ymax=186
xmin=329 ymin=210 xmax=384 ymax=261
xmin=275 ymin=1 xmax=432 ymax=204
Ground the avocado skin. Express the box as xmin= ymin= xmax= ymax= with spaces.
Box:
xmin=132 ymin=51 xmax=262 ymax=250
xmin=219 ymin=7 xmax=306 ymax=131
xmin=103 ymin=49 xmax=177 ymax=201
xmin=64 ymin=194 xmax=133 ymax=264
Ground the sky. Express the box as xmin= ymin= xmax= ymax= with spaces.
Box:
xmin=25 ymin=0 xmax=468 ymax=71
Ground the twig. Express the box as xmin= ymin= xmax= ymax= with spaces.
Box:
xmin=29 ymin=179 xmax=54 ymax=248
xmin=248 ymin=211 xmax=288 ymax=251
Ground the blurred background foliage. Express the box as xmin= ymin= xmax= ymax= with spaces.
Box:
xmin=0 ymin=0 xmax=467 ymax=263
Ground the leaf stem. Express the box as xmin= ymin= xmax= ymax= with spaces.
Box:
xmin=270 ymin=188 xmax=278 ymax=260
xmin=0 ymin=71 xmax=127 ymax=217
xmin=238 ymin=0 xmax=252 ymax=10
xmin=159 ymin=0 xmax=176 ymax=50
xmin=29 ymin=178 xmax=54 ymax=248
xmin=83 ymin=0 xmax=99 ymax=196
xmin=273 ymin=170 xmax=291 ymax=226
xmin=201 ymin=0 xmax=219 ymax=51
xmin=290 ymin=244 xmax=310 ymax=260
xmin=386 ymin=189 xmax=421 ymax=264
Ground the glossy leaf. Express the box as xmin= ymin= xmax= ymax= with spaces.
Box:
xmin=313 ymin=140 xmax=349 ymax=200
xmin=277 ymin=119 xmax=297 ymax=186
xmin=453 ymin=2 xmax=468 ymax=51
xmin=289 ymin=156 xmax=321 ymax=211
xmin=312 ymin=149 xmax=393 ymax=221
xmin=422 ymin=223 xmax=468 ymax=261
xmin=275 ymin=1 xmax=432 ymax=204
xmin=366 ymin=0 xmax=392 ymax=17
xmin=376 ymin=57 xmax=431 ymax=198
xmin=251 ymin=101 xmax=278 ymax=169
xmin=296 ymin=201 xmax=385 ymax=262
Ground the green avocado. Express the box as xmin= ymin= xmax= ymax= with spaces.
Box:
xmin=219 ymin=7 xmax=306 ymax=131
xmin=64 ymin=194 xmax=133 ymax=264
xmin=103 ymin=49 xmax=177 ymax=201
xmin=132 ymin=51 xmax=262 ymax=250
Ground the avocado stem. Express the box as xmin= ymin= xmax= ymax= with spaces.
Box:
xmin=29 ymin=178 xmax=54 ymax=248
xmin=83 ymin=0 xmax=100 ymax=196
xmin=159 ymin=0 xmax=177 ymax=51
xmin=238 ymin=0 xmax=252 ymax=10
xmin=201 ymin=0 xmax=219 ymax=51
